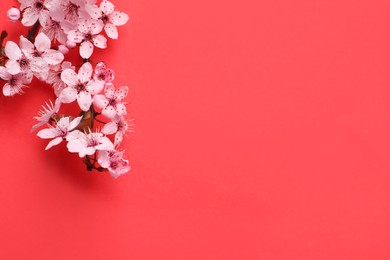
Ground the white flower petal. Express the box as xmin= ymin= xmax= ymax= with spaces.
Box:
xmin=86 ymin=4 xmax=102 ymax=19
xmin=80 ymin=41 xmax=94 ymax=59
xmin=37 ymin=128 xmax=58 ymax=139
xmin=102 ymin=121 xmax=118 ymax=135
xmin=93 ymin=35 xmax=107 ymax=49
xmin=42 ymin=49 xmax=64 ymax=65
xmin=102 ymin=105 xmax=117 ymax=119
xmin=86 ymin=80 xmax=104 ymax=95
xmin=100 ymin=0 xmax=115 ymax=14
xmin=5 ymin=60 xmax=21 ymax=75
xmin=110 ymin=11 xmax=129 ymax=26
xmin=35 ymin=33 xmax=51 ymax=52
xmin=93 ymin=94 xmax=109 ymax=108
xmin=61 ymin=69 xmax=78 ymax=86
xmin=104 ymin=23 xmax=118 ymax=39
xmin=4 ymin=41 xmax=22 ymax=60
xmin=45 ymin=137 xmax=63 ymax=150
xmin=78 ymin=62 xmax=93 ymax=83
xmin=21 ymin=8 xmax=39 ymax=26
xmin=96 ymin=136 xmax=114 ymax=151
xmin=0 ymin=67 xmax=11 ymax=80
xmin=77 ymin=91 xmax=92 ymax=111
xmin=67 ymin=30 xmax=84 ymax=43
xmin=59 ymin=87 xmax=77 ymax=103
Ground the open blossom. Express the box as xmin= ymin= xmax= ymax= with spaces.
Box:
xmin=31 ymin=98 xmax=61 ymax=132
xmin=86 ymin=0 xmax=129 ymax=39
xmin=94 ymin=61 xmax=114 ymax=83
xmin=19 ymin=0 xmax=59 ymax=26
xmin=40 ymin=16 xmax=74 ymax=44
xmin=102 ymin=115 xmax=133 ymax=146
xmin=98 ymin=149 xmax=130 ymax=178
xmin=0 ymin=66 xmax=32 ymax=96
xmin=67 ymin=18 xmax=107 ymax=59
xmin=60 ymin=62 xmax=104 ymax=111
xmin=23 ymin=33 xmax=64 ymax=66
xmin=4 ymin=36 xmax=50 ymax=80
xmin=93 ymin=84 xmax=128 ymax=118
xmin=46 ymin=61 xmax=75 ymax=96
xmin=37 ymin=116 xmax=82 ymax=150
xmin=67 ymin=130 xmax=114 ymax=157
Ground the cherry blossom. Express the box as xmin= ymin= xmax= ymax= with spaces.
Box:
xmin=31 ymin=98 xmax=61 ymax=132
xmin=37 ymin=116 xmax=82 ymax=150
xmin=19 ymin=0 xmax=59 ymax=26
xmin=46 ymin=61 xmax=75 ymax=96
xmin=23 ymin=32 xmax=64 ymax=66
xmin=0 ymin=66 xmax=32 ymax=96
xmin=67 ymin=18 xmax=107 ymax=59
xmin=98 ymin=149 xmax=130 ymax=178
xmin=102 ymin=115 xmax=133 ymax=146
xmin=7 ymin=7 xmax=21 ymax=22
xmin=86 ymin=0 xmax=129 ymax=39
xmin=67 ymin=130 xmax=114 ymax=157
xmin=60 ymin=62 xmax=104 ymax=111
xmin=4 ymin=36 xmax=49 ymax=80
xmin=93 ymin=84 xmax=128 ymax=118
xmin=94 ymin=61 xmax=114 ymax=83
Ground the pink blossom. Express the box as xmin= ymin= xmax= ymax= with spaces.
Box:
xmin=4 ymin=36 xmax=51 ymax=80
xmin=94 ymin=61 xmax=114 ymax=83
xmin=86 ymin=0 xmax=129 ymax=39
xmin=7 ymin=7 xmax=21 ymax=22
xmin=98 ymin=149 xmax=130 ymax=178
xmin=60 ymin=62 xmax=104 ymax=111
xmin=19 ymin=0 xmax=59 ymax=26
xmin=0 ymin=66 xmax=32 ymax=96
xmin=102 ymin=115 xmax=133 ymax=146
xmin=46 ymin=61 xmax=75 ymax=96
xmin=67 ymin=131 xmax=114 ymax=157
xmin=67 ymin=18 xmax=107 ymax=59
xmin=37 ymin=116 xmax=82 ymax=150
xmin=31 ymin=98 xmax=61 ymax=132
xmin=23 ymin=33 xmax=64 ymax=66
xmin=54 ymin=0 xmax=91 ymax=24
xmin=93 ymin=84 xmax=128 ymax=118
xmin=40 ymin=17 xmax=73 ymax=44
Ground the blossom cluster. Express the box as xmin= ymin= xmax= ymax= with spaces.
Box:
xmin=0 ymin=0 xmax=132 ymax=178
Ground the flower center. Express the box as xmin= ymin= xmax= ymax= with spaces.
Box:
xmin=84 ymin=33 xmax=93 ymax=41
xmin=19 ymin=58 xmax=29 ymax=68
xmin=87 ymin=137 xmax=100 ymax=147
xmin=34 ymin=1 xmax=44 ymax=10
xmin=101 ymin=15 xmax=109 ymax=24
xmin=76 ymin=83 xmax=86 ymax=93
xmin=10 ymin=76 xmax=17 ymax=86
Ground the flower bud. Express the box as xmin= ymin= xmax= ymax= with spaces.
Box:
xmin=66 ymin=40 xmax=77 ymax=48
xmin=7 ymin=7 xmax=20 ymax=22
xmin=58 ymin=45 xmax=69 ymax=54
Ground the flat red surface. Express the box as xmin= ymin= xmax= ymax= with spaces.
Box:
xmin=1 ymin=0 xmax=390 ymax=259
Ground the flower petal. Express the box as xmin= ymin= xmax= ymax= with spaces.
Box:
xmin=86 ymin=80 xmax=104 ymax=95
xmin=102 ymin=105 xmax=117 ymax=119
xmin=80 ymin=41 xmax=94 ymax=59
xmin=37 ymin=128 xmax=58 ymax=139
xmin=77 ymin=91 xmax=92 ymax=111
xmin=59 ymin=87 xmax=77 ymax=103
xmin=21 ymin=7 xmax=39 ymax=26
xmin=4 ymin=41 xmax=22 ymax=60
xmin=96 ymin=136 xmax=115 ymax=151
xmin=115 ymin=86 xmax=128 ymax=100
xmin=102 ymin=121 xmax=118 ymax=135
xmin=5 ymin=60 xmax=21 ymax=75
xmin=45 ymin=137 xmax=63 ymax=150
xmin=100 ymin=0 xmax=115 ymax=14
xmin=61 ymin=68 xmax=78 ymax=86
xmin=78 ymin=62 xmax=93 ymax=83
xmin=0 ymin=67 xmax=11 ymax=80
xmin=35 ymin=33 xmax=51 ymax=52
xmin=86 ymin=4 xmax=102 ymax=19
xmin=104 ymin=23 xmax=118 ymax=39
xmin=42 ymin=49 xmax=64 ymax=65
xmin=19 ymin=36 xmax=35 ymax=57
xmin=67 ymin=30 xmax=84 ymax=43
xmin=110 ymin=11 xmax=129 ymax=26
xmin=93 ymin=94 xmax=109 ymax=108
xmin=93 ymin=35 xmax=107 ymax=49
xmin=69 ymin=116 xmax=83 ymax=130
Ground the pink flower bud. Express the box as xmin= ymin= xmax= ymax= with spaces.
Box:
xmin=7 ymin=7 xmax=20 ymax=22
xmin=66 ymin=40 xmax=77 ymax=49
xmin=58 ymin=45 xmax=69 ymax=54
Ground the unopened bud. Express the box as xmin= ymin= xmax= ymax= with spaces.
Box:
xmin=7 ymin=7 xmax=20 ymax=22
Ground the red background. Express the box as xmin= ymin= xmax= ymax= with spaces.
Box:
xmin=1 ymin=0 xmax=390 ymax=259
